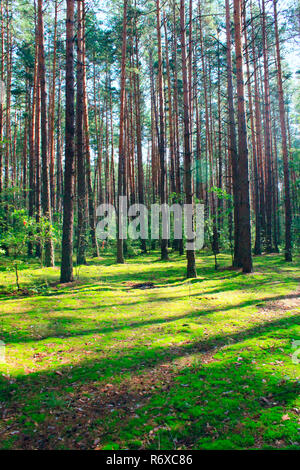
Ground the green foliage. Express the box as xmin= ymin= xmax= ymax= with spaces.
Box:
xmin=0 ymin=189 xmax=57 ymax=289
xmin=209 ymin=186 xmax=233 ymax=202
xmin=168 ymin=192 xmax=185 ymax=204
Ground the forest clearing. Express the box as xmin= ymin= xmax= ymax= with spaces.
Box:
xmin=0 ymin=0 xmax=299 ymax=455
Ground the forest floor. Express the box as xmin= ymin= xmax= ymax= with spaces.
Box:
xmin=0 ymin=252 xmax=299 ymax=450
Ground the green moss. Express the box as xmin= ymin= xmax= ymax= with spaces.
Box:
xmin=0 ymin=252 xmax=299 ymax=449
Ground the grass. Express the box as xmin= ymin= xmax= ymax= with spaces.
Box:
xmin=0 ymin=251 xmax=299 ymax=450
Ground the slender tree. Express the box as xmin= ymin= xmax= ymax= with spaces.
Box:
xmin=233 ymin=0 xmax=253 ymax=273
xmin=0 ymin=0 xmax=4 ymax=194
xmin=273 ymin=0 xmax=292 ymax=261
xmin=180 ymin=0 xmax=197 ymax=278
xmin=60 ymin=0 xmax=75 ymax=283
xmin=38 ymin=0 xmax=55 ymax=266
xmin=82 ymin=5 xmax=99 ymax=258
xmin=117 ymin=0 xmax=128 ymax=264
xmin=76 ymin=0 xmax=87 ymax=265
xmin=156 ymin=0 xmax=168 ymax=260
xmin=134 ymin=15 xmax=147 ymax=253
xmin=49 ymin=0 xmax=58 ymax=212
xmin=225 ymin=0 xmax=242 ymax=267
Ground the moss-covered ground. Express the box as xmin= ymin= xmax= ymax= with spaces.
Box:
xmin=0 ymin=252 xmax=299 ymax=450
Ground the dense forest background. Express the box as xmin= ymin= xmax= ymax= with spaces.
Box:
xmin=0 ymin=0 xmax=299 ymax=281
xmin=1 ymin=0 xmax=300 ymax=451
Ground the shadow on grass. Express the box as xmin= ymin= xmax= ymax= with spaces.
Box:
xmin=0 ymin=252 xmax=297 ymax=303
xmin=1 ymin=288 xmax=299 ymax=345
xmin=1 ymin=311 xmax=299 ymax=395
xmin=0 ymin=252 xmax=299 ymax=448
xmin=0 ymin=311 xmax=299 ymax=449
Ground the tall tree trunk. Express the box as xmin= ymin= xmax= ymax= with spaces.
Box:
xmin=76 ymin=0 xmax=87 ymax=265
xmin=28 ymin=15 xmax=39 ymax=257
xmin=244 ymin=3 xmax=261 ymax=255
xmin=56 ymin=69 xmax=63 ymax=216
xmin=251 ymin=0 xmax=265 ymax=254
xmin=35 ymin=41 xmax=42 ymax=258
xmin=134 ymin=17 xmax=147 ymax=252
xmin=117 ymin=0 xmax=128 ymax=264
xmin=163 ymin=13 xmax=176 ymax=198
xmin=273 ymin=0 xmax=292 ymax=261
xmin=225 ymin=0 xmax=241 ymax=268
xmin=38 ymin=0 xmax=54 ymax=266
xmin=49 ymin=0 xmax=58 ymax=212
xmin=0 ymin=0 xmax=4 ymax=194
xmin=180 ymin=0 xmax=197 ymax=278
xmin=217 ymin=32 xmax=223 ymax=236
xmin=5 ymin=0 xmax=11 ymax=190
xmin=22 ymin=86 xmax=28 ymax=201
xmin=156 ymin=0 xmax=169 ymax=260
xmin=60 ymin=0 xmax=75 ymax=283
xmin=233 ymin=0 xmax=253 ymax=273
xmin=109 ymin=77 xmax=116 ymax=206
xmin=172 ymin=6 xmax=184 ymax=255
xmin=82 ymin=5 xmax=99 ymax=257
xmin=261 ymin=0 xmax=273 ymax=253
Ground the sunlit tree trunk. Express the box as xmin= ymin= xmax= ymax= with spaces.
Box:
xmin=261 ymin=0 xmax=273 ymax=253
xmin=60 ymin=0 xmax=75 ymax=283
xmin=225 ymin=0 xmax=241 ymax=268
xmin=0 ymin=0 xmax=4 ymax=194
xmin=38 ymin=0 xmax=54 ymax=266
xmin=180 ymin=0 xmax=197 ymax=278
xmin=243 ymin=3 xmax=260 ymax=256
xmin=273 ymin=0 xmax=292 ymax=261
xmin=172 ymin=5 xmax=183 ymax=255
xmin=134 ymin=16 xmax=147 ymax=253
xmin=156 ymin=0 xmax=169 ymax=260
xmin=56 ymin=69 xmax=63 ymax=216
xmin=82 ymin=4 xmax=99 ymax=257
xmin=117 ymin=0 xmax=128 ymax=264
xmin=28 ymin=15 xmax=38 ymax=257
xmin=76 ymin=0 xmax=87 ymax=265
xmin=233 ymin=0 xmax=252 ymax=273
xmin=49 ymin=0 xmax=58 ymax=212
xmin=5 ymin=0 xmax=12 ymax=190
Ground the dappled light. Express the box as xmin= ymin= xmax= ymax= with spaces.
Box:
xmin=0 ymin=253 xmax=299 ymax=450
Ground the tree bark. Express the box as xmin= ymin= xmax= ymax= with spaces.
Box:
xmin=38 ymin=0 xmax=55 ymax=266
xmin=225 ymin=0 xmax=241 ymax=268
xmin=60 ymin=0 xmax=75 ymax=283
xmin=261 ymin=0 xmax=273 ymax=253
xmin=0 ymin=0 xmax=4 ymax=194
xmin=134 ymin=17 xmax=147 ymax=253
xmin=156 ymin=0 xmax=169 ymax=260
xmin=273 ymin=0 xmax=292 ymax=261
xmin=180 ymin=0 xmax=197 ymax=278
xmin=233 ymin=0 xmax=253 ymax=273
xmin=82 ymin=4 xmax=99 ymax=258
xmin=117 ymin=0 xmax=128 ymax=264
xmin=49 ymin=0 xmax=58 ymax=213
xmin=76 ymin=0 xmax=87 ymax=265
